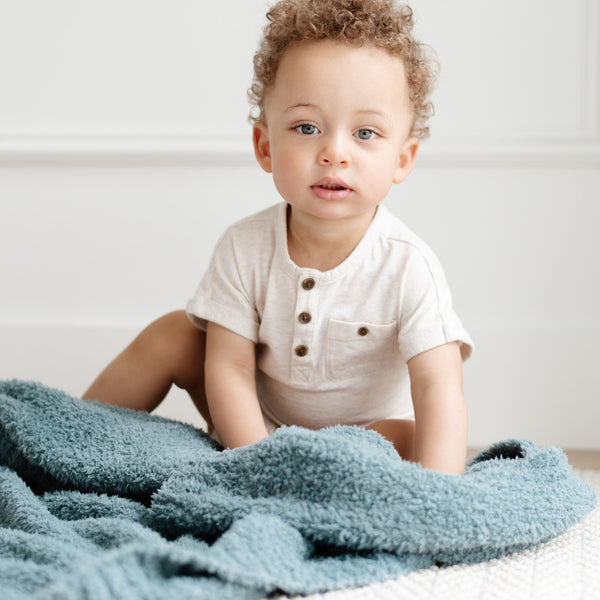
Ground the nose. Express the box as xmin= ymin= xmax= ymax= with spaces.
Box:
xmin=317 ymin=133 xmax=350 ymax=167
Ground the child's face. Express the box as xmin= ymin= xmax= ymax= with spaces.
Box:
xmin=253 ymin=40 xmax=419 ymax=224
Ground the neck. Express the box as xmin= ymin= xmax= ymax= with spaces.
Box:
xmin=287 ymin=206 xmax=377 ymax=271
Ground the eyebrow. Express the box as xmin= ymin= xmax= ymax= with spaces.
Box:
xmin=284 ymin=103 xmax=318 ymax=112
xmin=284 ymin=104 xmax=390 ymax=120
xmin=357 ymin=109 xmax=389 ymax=119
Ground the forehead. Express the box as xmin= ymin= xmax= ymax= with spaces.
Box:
xmin=267 ymin=40 xmax=410 ymax=113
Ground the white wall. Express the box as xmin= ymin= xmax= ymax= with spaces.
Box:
xmin=1 ymin=0 xmax=599 ymax=448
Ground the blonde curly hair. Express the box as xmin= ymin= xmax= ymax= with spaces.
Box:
xmin=248 ymin=0 xmax=437 ymax=139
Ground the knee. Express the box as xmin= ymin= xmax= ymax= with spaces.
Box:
xmin=135 ymin=310 xmax=206 ymax=387
xmin=367 ymin=419 xmax=416 ymax=462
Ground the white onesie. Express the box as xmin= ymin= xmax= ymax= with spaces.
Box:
xmin=187 ymin=202 xmax=473 ymax=430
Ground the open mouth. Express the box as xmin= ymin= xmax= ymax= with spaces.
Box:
xmin=318 ymin=183 xmax=347 ymax=191
xmin=311 ymin=180 xmax=353 ymax=201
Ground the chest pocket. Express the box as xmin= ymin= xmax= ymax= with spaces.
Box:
xmin=326 ymin=319 xmax=398 ymax=380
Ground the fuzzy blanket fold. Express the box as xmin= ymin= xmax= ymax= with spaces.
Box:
xmin=0 ymin=380 xmax=595 ymax=600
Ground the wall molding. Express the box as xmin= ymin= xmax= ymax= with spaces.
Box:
xmin=1 ymin=1 xmax=598 ymax=168
xmin=418 ymin=142 xmax=600 ymax=168
xmin=1 ymin=134 xmax=599 ymax=167
xmin=0 ymin=134 xmax=255 ymax=166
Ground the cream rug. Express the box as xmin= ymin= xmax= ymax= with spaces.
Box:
xmin=280 ymin=469 xmax=600 ymax=600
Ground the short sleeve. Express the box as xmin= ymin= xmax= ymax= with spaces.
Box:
xmin=186 ymin=227 xmax=259 ymax=342
xmin=397 ymin=246 xmax=473 ymax=363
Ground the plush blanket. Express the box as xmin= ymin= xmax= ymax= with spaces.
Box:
xmin=0 ymin=380 xmax=595 ymax=600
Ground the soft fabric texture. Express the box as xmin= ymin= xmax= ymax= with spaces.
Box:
xmin=0 ymin=380 xmax=595 ymax=600
xmin=291 ymin=466 xmax=600 ymax=600
xmin=186 ymin=202 xmax=473 ymax=429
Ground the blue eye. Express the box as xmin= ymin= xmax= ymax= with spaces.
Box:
xmin=297 ymin=124 xmax=318 ymax=135
xmin=356 ymin=129 xmax=375 ymax=140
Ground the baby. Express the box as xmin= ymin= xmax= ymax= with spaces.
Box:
xmin=84 ymin=0 xmax=473 ymax=474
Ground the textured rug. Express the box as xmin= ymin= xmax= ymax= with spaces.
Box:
xmin=0 ymin=380 xmax=596 ymax=599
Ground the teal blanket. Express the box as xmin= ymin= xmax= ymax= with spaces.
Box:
xmin=0 ymin=380 xmax=595 ymax=599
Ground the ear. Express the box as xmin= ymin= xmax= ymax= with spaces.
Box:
xmin=252 ymin=122 xmax=272 ymax=173
xmin=393 ymin=137 xmax=419 ymax=184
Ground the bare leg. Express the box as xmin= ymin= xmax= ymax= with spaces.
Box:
xmin=83 ymin=310 xmax=211 ymax=428
xmin=366 ymin=419 xmax=416 ymax=462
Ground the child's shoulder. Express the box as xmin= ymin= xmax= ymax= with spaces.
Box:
xmin=376 ymin=203 xmax=437 ymax=260
xmin=374 ymin=204 xmax=453 ymax=287
xmin=212 ymin=202 xmax=284 ymax=261
xmin=222 ymin=202 xmax=283 ymax=239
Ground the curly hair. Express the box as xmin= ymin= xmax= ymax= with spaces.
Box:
xmin=248 ymin=0 xmax=437 ymax=139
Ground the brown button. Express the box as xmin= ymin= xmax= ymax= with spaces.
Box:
xmin=357 ymin=326 xmax=369 ymax=336
xmin=298 ymin=312 xmax=312 ymax=324
xmin=295 ymin=344 xmax=309 ymax=357
xmin=302 ymin=278 xmax=315 ymax=290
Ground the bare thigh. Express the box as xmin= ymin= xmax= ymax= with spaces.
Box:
xmin=366 ymin=419 xmax=416 ymax=462
xmin=83 ymin=310 xmax=211 ymax=427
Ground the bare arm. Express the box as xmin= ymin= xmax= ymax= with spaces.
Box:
xmin=408 ymin=342 xmax=467 ymax=475
xmin=204 ymin=322 xmax=269 ymax=449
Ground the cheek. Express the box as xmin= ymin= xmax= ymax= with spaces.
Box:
xmin=361 ymin=156 xmax=397 ymax=192
xmin=272 ymin=149 xmax=307 ymax=191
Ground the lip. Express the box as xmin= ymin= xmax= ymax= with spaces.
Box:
xmin=310 ymin=177 xmax=353 ymax=201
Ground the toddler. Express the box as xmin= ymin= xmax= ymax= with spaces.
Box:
xmin=84 ymin=0 xmax=473 ymax=474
